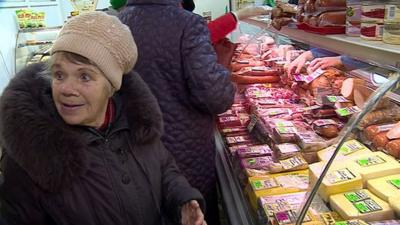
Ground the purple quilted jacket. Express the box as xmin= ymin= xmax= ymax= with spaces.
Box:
xmin=119 ymin=0 xmax=235 ymax=195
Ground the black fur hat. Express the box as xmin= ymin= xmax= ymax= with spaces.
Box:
xmin=182 ymin=0 xmax=195 ymax=12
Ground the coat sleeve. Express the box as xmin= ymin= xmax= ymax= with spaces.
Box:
xmin=182 ymin=14 xmax=236 ymax=115
xmin=208 ymin=13 xmax=238 ymax=44
xmin=158 ymin=141 xmax=205 ymax=223
xmin=0 ymin=155 xmax=51 ymax=225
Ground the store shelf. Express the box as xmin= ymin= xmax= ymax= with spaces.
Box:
xmin=243 ymin=18 xmax=400 ymax=71
xmin=215 ymin=131 xmax=258 ymax=225
xmin=18 ymin=26 xmax=62 ymax=33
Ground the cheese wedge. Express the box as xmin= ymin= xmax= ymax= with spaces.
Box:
xmin=309 ymin=162 xmax=363 ymax=202
xmin=347 ymin=152 xmax=400 ymax=187
xmin=317 ymin=139 xmax=372 ymax=162
xmin=246 ymin=170 xmax=309 ymax=211
xmin=330 ymin=189 xmax=395 ymax=222
xmin=367 ymin=175 xmax=400 ymax=202
xmin=389 ymin=197 xmax=400 ymax=218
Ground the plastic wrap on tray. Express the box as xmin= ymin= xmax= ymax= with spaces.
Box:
xmin=312 ymin=119 xmax=340 ymax=138
xmin=225 ymin=135 xmax=254 ymax=146
xmin=237 ymin=144 xmax=273 ymax=158
xmin=296 ymin=131 xmax=332 ymax=152
xmin=275 ymin=143 xmax=302 ymax=159
xmin=218 ymin=115 xmax=242 ymax=128
xmin=221 ymin=126 xmax=248 ymax=137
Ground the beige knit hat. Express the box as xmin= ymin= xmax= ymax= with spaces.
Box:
xmin=51 ymin=11 xmax=137 ymax=90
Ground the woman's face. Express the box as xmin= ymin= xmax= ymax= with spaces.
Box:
xmin=51 ymin=54 xmax=113 ymax=128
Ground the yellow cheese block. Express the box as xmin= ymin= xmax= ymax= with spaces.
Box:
xmin=367 ymin=175 xmax=400 ymax=202
xmin=317 ymin=139 xmax=372 ymax=162
xmin=246 ymin=170 xmax=309 ymax=211
xmin=330 ymin=189 xmax=395 ymax=222
xmin=389 ymin=197 xmax=400 ymax=217
xmin=309 ymin=162 xmax=363 ymax=202
xmin=347 ymin=152 xmax=400 ymax=187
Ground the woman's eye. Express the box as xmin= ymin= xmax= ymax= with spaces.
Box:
xmin=80 ymin=73 xmax=92 ymax=82
xmin=53 ymin=71 xmax=64 ymax=80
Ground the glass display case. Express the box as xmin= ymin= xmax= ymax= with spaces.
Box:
xmin=15 ymin=26 xmax=61 ymax=73
xmin=216 ymin=19 xmax=400 ymax=225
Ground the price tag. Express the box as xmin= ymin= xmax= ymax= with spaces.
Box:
xmin=277 ymin=143 xmax=300 ymax=154
xmin=303 ymin=68 xmax=325 ymax=84
xmin=252 ymin=66 xmax=267 ymax=71
xmin=276 ymin=126 xmax=298 ymax=134
xmin=326 ymin=168 xmax=356 ymax=184
xmin=336 ymin=106 xmax=361 ymax=117
xmin=251 ymin=177 xmax=279 ymax=190
xmin=356 ymin=155 xmax=386 ymax=167
xmin=377 ymin=123 xmax=397 ymax=132
xmin=326 ymin=95 xmax=351 ymax=103
xmin=354 ymin=199 xmax=382 ymax=214
xmin=388 ymin=179 xmax=400 ymax=189
xmin=344 ymin=191 xmax=370 ymax=203
xmin=340 ymin=140 xmax=366 ymax=155
xmin=274 ymin=121 xmax=294 ymax=127
xmin=280 ymin=155 xmax=307 ymax=170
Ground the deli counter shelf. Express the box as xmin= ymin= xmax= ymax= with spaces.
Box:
xmin=215 ymin=130 xmax=258 ymax=225
xmin=242 ymin=18 xmax=400 ymax=72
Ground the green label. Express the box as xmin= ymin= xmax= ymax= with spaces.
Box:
xmin=344 ymin=191 xmax=369 ymax=203
xmin=356 ymin=156 xmax=386 ymax=167
xmin=252 ymin=177 xmax=279 ymax=190
xmin=336 ymin=106 xmax=360 ymax=117
xmin=335 ymin=222 xmax=349 ymax=225
xmin=248 ymin=159 xmax=256 ymax=165
xmin=340 ymin=140 xmax=364 ymax=155
xmin=389 ymin=179 xmax=400 ymax=189
xmin=354 ymin=199 xmax=382 ymax=214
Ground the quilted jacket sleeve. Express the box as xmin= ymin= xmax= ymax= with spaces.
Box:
xmin=158 ymin=141 xmax=205 ymax=223
xmin=181 ymin=14 xmax=235 ymax=115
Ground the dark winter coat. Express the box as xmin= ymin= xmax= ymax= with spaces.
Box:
xmin=119 ymin=0 xmax=236 ymax=195
xmin=0 ymin=63 xmax=204 ymax=225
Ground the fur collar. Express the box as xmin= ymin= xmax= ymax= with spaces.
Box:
xmin=0 ymin=63 xmax=163 ymax=192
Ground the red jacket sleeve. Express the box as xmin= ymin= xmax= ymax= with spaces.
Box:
xmin=208 ymin=13 xmax=238 ymax=44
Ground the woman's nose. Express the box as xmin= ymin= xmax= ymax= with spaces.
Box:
xmin=59 ymin=80 xmax=79 ymax=96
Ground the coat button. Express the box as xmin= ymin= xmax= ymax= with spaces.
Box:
xmin=121 ymin=173 xmax=131 ymax=184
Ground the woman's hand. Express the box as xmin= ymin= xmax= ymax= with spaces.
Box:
xmin=287 ymin=50 xmax=314 ymax=76
xmin=181 ymin=200 xmax=206 ymax=225
xmin=308 ymin=56 xmax=343 ymax=72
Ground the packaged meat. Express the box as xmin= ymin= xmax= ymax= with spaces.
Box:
xmin=361 ymin=3 xmax=385 ymax=23
xmin=313 ymin=119 xmax=340 ymax=138
xmin=237 ymin=67 xmax=280 ymax=77
xmin=275 ymin=143 xmax=301 ymax=159
xmin=340 ymin=78 xmax=365 ymax=101
xmin=385 ymin=4 xmax=400 ymax=23
xmin=231 ymin=74 xmax=281 ymax=84
xmin=383 ymin=22 xmax=400 ymax=45
xmin=271 ymin=126 xmax=298 ymax=143
xmin=372 ymin=132 xmax=390 ymax=149
xmin=312 ymin=107 xmax=337 ymax=118
xmin=297 ymin=131 xmax=332 ymax=152
xmin=237 ymin=144 xmax=273 ymax=158
xmin=364 ymin=123 xmax=397 ymax=141
xmin=218 ymin=115 xmax=242 ymax=128
xmin=318 ymin=11 xmax=346 ymax=27
xmin=359 ymin=105 xmax=400 ymax=128
xmin=386 ymin=139 xmax=400 ymax=159
xmin=240 ymin=156 xmax=274 ymax=170
xmin=361 ymin=22 xmax=384 ymax=40
xmin=387 ymin=122 xmax=400 ymax=139
xmin=225 ymin=135 xmax=254 ymax=146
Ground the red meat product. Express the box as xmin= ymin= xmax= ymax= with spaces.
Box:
xmin=361 ymin=23 xmax=383 ymax=38
xmin=362 ymin=5 xmax=385 ymax=20
xmin=387 ymin=122 xmax=400 ymax=140
xmin=231 ymin=74 xmax=281 ymax=84
xmin=240 ymin=67 xmax=280 ymax=76
xmin=386 ymin=139 xmax=400 ymax=159
xmin=232 ymin=60 xmax=264 ymax=72
xmin=315 ymin=0 xmax=346 ymax=8
xmin=364 ymin=123 xmax=397 ymax=141
xmin=372 ymin=132 xmax=390 ymax=149
xmin=313 ymin=124 xmax=339 ymax=138
xmin=318 ymin=11 xmax=346 ymax=27
xmin=308 ymin=16 xmax=319 ymax=27
xmin=360 ymin=106 xmax=400 ymax=128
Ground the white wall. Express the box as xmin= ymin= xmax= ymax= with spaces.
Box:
xmin=193 ymin=0 xmax=229 ymax=19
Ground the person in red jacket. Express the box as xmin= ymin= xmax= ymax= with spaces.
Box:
xmin=182 ymin=0 xmax=271 ymax=44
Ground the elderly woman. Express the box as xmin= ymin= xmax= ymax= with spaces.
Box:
xmin=0 ymin=12 xmax=205 ymax=225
